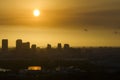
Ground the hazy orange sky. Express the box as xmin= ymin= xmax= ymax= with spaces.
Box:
xmin=0 ymin=0 xmax=120 ymax=47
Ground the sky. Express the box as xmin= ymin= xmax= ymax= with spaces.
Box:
xmin=0 ymin=0 xmax=120 ymax=47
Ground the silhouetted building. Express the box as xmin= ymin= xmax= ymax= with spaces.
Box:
xmin=31 ymin=44 xmax=36 ymax=52
xmin=47 ymin=44 xmax=51 ymax=49
xmin=2 ymin=39 xmax=8 ymax=52
xmin=57 ymin=43 xmax=62 ymax=49
xmin=16 ymin=39 xmax=22 ymax=50
xmin=22 ymin=42 xmax=30 ymax=50
xmin=64 ymin=44 xmax=70 ymax=49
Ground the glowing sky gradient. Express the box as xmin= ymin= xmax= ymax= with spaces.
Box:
xmin=0 ymin=0 xmax=120 ymax=47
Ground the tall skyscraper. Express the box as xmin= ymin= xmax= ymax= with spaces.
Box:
xmin=64 ymin=44 xmax=70 ymax=49
xmin=31 ymin=44 xmax=37 ymax=52
xmin=22 ymin=42 xmax=30 ymax=49
xmin=2 ymin=39 xmax=8 ymax=52
xmin=57 ymin=43 xmax=62 ymax=49
xmin=16 ymin=39 xmax=22 ymax=50
xmin=47 ymin=44 xmax=51 ymax=49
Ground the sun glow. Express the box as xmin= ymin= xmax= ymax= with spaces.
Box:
xmin=33 ymin=9 xmax=40 ymax=17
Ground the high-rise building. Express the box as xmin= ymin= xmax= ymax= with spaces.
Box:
xmin=64 ymin=44 xmax=70 ymax=49
xmin=57 ymin=43 xmax=62 ymax=49
xmin=47 ymin=44 xmax=51 ymax=49
xmin=2 ymin=39 xmax=8 ymax=51
xmin=31 ymin=44 xmax=37 ymax=52
xmin=22 ymin=42 xmax=30 ymax=49
xmin=16 ymin=39 xmax=22 ymax=50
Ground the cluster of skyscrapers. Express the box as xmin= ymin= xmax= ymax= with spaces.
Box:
xmin=1 ymin=39 xmax=70 ymax=52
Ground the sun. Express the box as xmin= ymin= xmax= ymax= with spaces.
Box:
xmin=33 ymin=9 xmax=40 ymax=17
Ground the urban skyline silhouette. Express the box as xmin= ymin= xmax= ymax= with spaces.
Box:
xmin=0 ymin=0 xmax=120 ymax=79
xmin=1 ymin=39 xmax=70 ymax=49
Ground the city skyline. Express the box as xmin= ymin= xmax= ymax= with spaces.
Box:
xmin=0 ymin=38 xmax=120 ymax=48
xmin=0 ymin=0 xmax=120 ymax=47
xmin=0 ymin=39 xmax=70 ymax=48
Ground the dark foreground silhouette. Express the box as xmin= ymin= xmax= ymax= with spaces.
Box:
xmin=0 ymin=70 xmax=120 ymax=80
xmin=0 ymin=39 xmax=120 ymax=80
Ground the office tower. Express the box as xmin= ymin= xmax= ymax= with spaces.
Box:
xmin=47 ymin=44 xmax=51 ymax=49
xmin=31 ymin=44 xmax=37 ymax=52
xmin=16 ymin=39 xmax=22 ymax=50
xmin=22 ymin=42 xmax=30 ymax=49
xmin=57 ymin=43 xmax=62 ymax=49
xmin=2 ymin=39 xmax=8 ymax=51
xmin=64 ymin=44 xmax=70 ymax=49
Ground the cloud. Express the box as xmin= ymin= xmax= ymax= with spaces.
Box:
xmin=57 ymin=9 xmax=120 ymax=29
xmin=0 ymin=8 xmax=120 ymax=29
xmin=114 ymin=31 xmax=120 ymax=35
